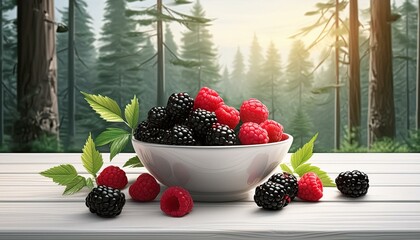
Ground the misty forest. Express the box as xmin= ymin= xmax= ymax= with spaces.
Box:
xmin=1 ymin=0 xmax=420 ymax=153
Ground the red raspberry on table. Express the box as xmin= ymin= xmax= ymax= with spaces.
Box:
xmin=129 ymin=173 xmax=160 ymax=202
xmin=239 ymin=98 xmax=269 ymax=124
xmin=160 ymin=186 xmax=194 ymax=217
xmin=215 ymin=105 xmax=240 ymax=129
xmin=260 ymin=120 xmax=284 ymax=143
xmin=297 ymin=172 xmax=323 ymax=202
xmin=238 ymin=122 xmax=269 ymax=145
xmin=194 ymin=87 xmax=224 ymax=112
xmin=96 ymin=165 xmax=128 ymax=190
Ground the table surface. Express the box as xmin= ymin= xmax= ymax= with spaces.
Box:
xmin=0 ymin=153 xmax=419 ymax=240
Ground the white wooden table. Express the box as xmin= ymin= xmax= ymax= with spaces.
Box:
xmin=0 ymin=153 xmax=419 ymax=240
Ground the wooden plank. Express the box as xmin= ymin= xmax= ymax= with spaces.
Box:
xmin=0 ymin=202 xmax=419 ymax=240
xmin=1 ymin=184 xmax=420 ymax=202
xmin=1 ymin=153 xmax=420 ymax=164
xmin=2 ymin=172 xmax=420 ymax=187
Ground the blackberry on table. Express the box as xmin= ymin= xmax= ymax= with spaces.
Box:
xmin=167 ymin=92 xmax=194 ymax=124
xmin=254 ymin=181 xmax=291 ymax=210
xmin=148 ymin=106 xmax=171 ymax=129
xmin=205 ymin=123 xmax=237 ymax=146
xmin=85 ymin=185 xmax=126 ymax=218
xmin=166 ymin=125 xmax=196 ymax=145
xmin=335 ymin=170 xmax=369 ymax=198
xmin=268 ymin=172 xmax=298 ymax=200
xmin=187 ymin=108 xmax=217 ymax=142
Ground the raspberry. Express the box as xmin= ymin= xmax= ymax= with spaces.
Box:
xmin=239 ymin=98 xmax=269 ymax=124
xmin=96 ymin=166 xmax=128 ymax=190
xmin=215 ymin=105 xmax=240 ymax=129
xmin=129 ymin=173 xmax=160 ymax=202
xmin=238 ymin=122 xmax=269 ymax=145
xmin=260 ymin=120 xmax=284 ymax=142
xmin=280 ymin=133 xmax=289 ymax=141
xmin=194 ymin=87 xmax=224 ymax=112
xmin=160 ymin=186 xmax=194 ymax=217
xmin=297 ymin=172 xmax=323 ymax=201
xmin=335 ymin=170 xmax=369 ymax=197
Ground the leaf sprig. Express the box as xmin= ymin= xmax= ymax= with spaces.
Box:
xmin=40 ymin=93 xmax=144 ymax=195
xmin=280 ymin=133 xmax=336 ymax=187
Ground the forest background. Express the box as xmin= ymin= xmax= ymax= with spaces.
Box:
xmin=1 ymin=0 xmax=419 ymax=153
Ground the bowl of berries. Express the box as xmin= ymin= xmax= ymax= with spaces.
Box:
xmin=132 ymin=87 xmax=293 ymax=201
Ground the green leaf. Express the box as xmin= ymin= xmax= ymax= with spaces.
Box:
xmin=63 ymin=176 xmax=87 ymax=195
xmin=280 ymin=163 xmax=293 ymax=174
xmin=294 ymin=163 xmax=336 ymax=187
xmin=86 ymin=178 xmax=94 ymax=189
xmin=40 ymin=164 xmax=78 ymax=186
xmin=123 ymin=156 xmax=143 ymax=168
xmin=124 ymin=96 xmax=139 ymax=130
xmin=81 ymin=92 xmax=124 ymax=122
xmin=291 ymin=133 xmax=318 ymax=169
xmin=95 ymin=128 xmax=130 ymax=146
xmin=81 ymin=134 xmax=103 ymax=177
xmin=110 ymin=133 xmax=131 ymax=161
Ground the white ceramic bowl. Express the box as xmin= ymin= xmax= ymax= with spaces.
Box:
xmin=132 ymin=134 xmax=293 ymax=202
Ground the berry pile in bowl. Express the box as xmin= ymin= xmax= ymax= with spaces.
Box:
xmin=131 ymin=87 xmax=293 ymax=201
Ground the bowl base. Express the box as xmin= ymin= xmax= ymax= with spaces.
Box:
xmin=189 ymin=190 xmax=251 ymax=202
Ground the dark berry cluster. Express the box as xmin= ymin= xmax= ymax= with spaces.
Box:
xmin=254 ymin=172 xmax=298 ymax=210
xmin=133 ymin=91 xmax=238 ymax=146
xmin=85 ymin=185 xmax=126 ymax=218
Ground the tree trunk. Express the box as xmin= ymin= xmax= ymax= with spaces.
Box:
xmin=0 ymin=0 xmax=4 ymax=147
xmin=334 ymin=0 xmax=340 ymax=149
xmin=68 ymin=0 xmax=75 ymax=146
xmin=368 ymin=0 xmax=395 ymax=146
xmin=349 ymin=0 xmax=361 ymax=144
xmin=15 ymin=0 xmax=59 ymax=149
xmin=417 ymin=0 xmax=420 ymax=130
xmin=157 ymin=0 xmax=165 ymax=106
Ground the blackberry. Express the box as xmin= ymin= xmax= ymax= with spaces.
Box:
xmin=147 ymin=106 xmax=171 ymax=129
xmin=133 ymin=121 xmax=149 ymax=141
xmin=205 ymin=123 xmax=237 ymax=146
xmin=166 ymin=125 xmax=196 ymax=145
xmin=85 ymin=185 xmax=126 ymax=218
xmin=167 ymin=92 xmax=194 ymax=124
xmin=335 ymin=170 xmax=369 ymax=198
xmin=268 ymin=172 xmax=298 ymax=200
xmin=254 ymin=181 xmax=291 ymax=210
xmin=187 ymin=108 xmax=217 ymax=141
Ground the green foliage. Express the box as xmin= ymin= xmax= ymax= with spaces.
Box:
xmin=123 ymin=156 xmax=143 ymax=168
xmin=280 ymin=133 xmax=335 ymax=187
xmin=40 ymin=164 xmax=78 ymax=186
xmin=406 ymin=130 xmax=420 ymax=152
xmin=81 ymin=134 xmax=103 ymax=177
xmin=338 ymin=127 xmax=367 ymax=153
xmin=82 ymin=92 xmax=124 ymax=122
xmin=28 ymin=135 xmax=62 ymax=153
xmin=124 ymin=96 xmax=140 ymax=130
xmin=245 ymin=34 xmax=264 ymax=98
xmin=369 ymin=138 xmax=408 ymax=153
xmin=180 ymin=0 xmax=221 ymax=93
xmin=289 ymin=106 xmax=314 ymax=150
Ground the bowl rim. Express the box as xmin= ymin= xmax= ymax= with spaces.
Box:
xmin=132 ymin=133 xmax=293 ymax=149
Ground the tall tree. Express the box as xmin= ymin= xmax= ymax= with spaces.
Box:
xmin=15 ymin=0 xmax=59 ymax=150
xmin=262 ymin=41 xmax=282 ymax=120
xmin=245 ymin=34 xmax=264 ymax=98
xmin=0 ymin=0 xmax=17 ymax=148
xmin=97 ymin=0 xmax=142 ymax=108
xmin=229 ymin=47 xmax=246 ymax=107
xmin=285 ymin=40 xmax=314 ymax=146
xmin=180 ymin=0 xmax=220 ymax=94
xmin=348 ymin=0 xmax=361 ymax=144
xmin=368 ymin=0 xmax=396 ymax=145
xmin=139 ymin=37 xmax=157 ymax=117
xmin=164 ymin=24 xmax=181 ymax=98
xmin=56 ymin=0 xmax=97 ymax=149
xmin=417 ymin=0 xmax=420 ymax=130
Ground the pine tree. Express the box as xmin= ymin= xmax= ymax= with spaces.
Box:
xmin=262 ymin=41 xmax=282 ymax=120
xmin=245 ymin=34 xmax=264 ymax=99
xmin=229 ymin=47 xmax=246 ymax=107
xmin=164 ymin=24 xmax=182 ymax=98
xmin=56 ymin=0 xmax=98 ymax=150
xmin=139 ymin=37 xmax=157 ymax=119
xmin=285 ymin=40 xmax=314 ymax=148
xmin=179 ymin=0 xmax=220 ymax=94
xmin=97 ymin=0 xmax=143 ymax=107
